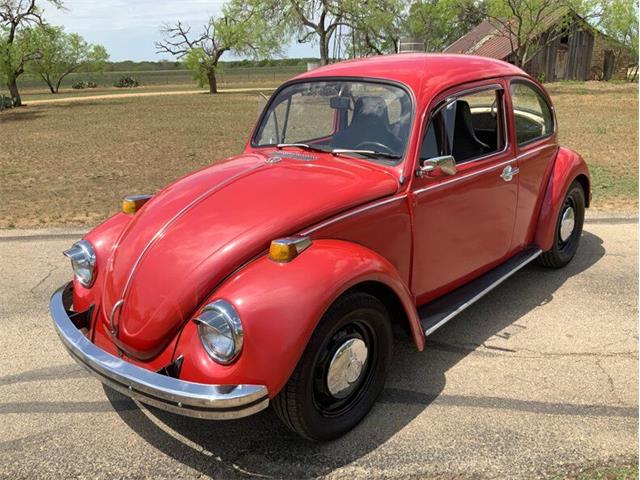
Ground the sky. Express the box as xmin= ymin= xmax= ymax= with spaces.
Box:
xmin=43 ymin=0 xmax=317 ymax=62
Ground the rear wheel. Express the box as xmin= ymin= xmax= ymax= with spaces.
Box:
xmin=537 ymin=181 xmax=585 ymax=269
xmin=272 ymin=291 xmax=393 ymax=441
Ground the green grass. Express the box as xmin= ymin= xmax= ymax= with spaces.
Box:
xmin=589 ymin=163 xmax=639 ymax=203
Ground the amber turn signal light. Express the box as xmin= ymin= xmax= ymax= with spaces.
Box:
xmin=122 ymin=194 xmax=153 ymax=214
xmin=269 ymin=236 xmax=312 ymax=263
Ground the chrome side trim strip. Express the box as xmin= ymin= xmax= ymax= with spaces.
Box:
xmin=423 ymin=249 xmax=542 ymax=336
xmin=50 ymin=283 xmax=269 ymax=420
xmin=301 ymin=195 xmax=407 ymax=235
xmin=413 ymin=158 xmax=516 ymax=195
xmin=414 ymin=142 xmax=552 ymax=195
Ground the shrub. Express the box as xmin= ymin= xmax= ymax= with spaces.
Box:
xmin=0 ymin=94 xmax=14 ymax=110
xmin=72 ymin=81 xmax=98 ymax=89
xmin=114 ymin=76 xmax=140 ymax=88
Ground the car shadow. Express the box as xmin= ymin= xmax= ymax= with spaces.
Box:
xmin=107 ymin=230 xmax=606 ymax=479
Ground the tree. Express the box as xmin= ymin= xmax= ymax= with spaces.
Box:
xmin=156 ymin=8 xmax=283 ymax=94
xmin=598 ymin=0 xmax=638 ymax=76
xmin=483 ymin=0 xmax=594 ymax=68
xmin=349 ymin=0 xmax=407 ymax=56
xmin=28 ymin=25 xmax=108 ymax=93
xmin=227 ymin=0 xmax=347 ymax=66
xmin=406 ymin=0 xmax=487 ymax=52
xmin=0 ymin=0 xmax=62 ymax=106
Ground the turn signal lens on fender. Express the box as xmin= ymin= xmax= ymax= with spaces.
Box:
xmin=122 ymin=194 xmax=153 ymax=214
xmin=269 ymin=236 xmax=312 ymax=263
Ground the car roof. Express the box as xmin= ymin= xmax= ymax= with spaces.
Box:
xmin=294 ymin=53 xmax=528 ymax=102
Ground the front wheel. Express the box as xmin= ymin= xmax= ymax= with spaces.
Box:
xmin=272 ymin=291 xmax=393 ymax=441
xmin=537 ymin=181 xmax=585 ymax=269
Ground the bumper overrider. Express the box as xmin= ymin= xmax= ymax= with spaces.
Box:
xmin=50 ymin=283 xmax=269 ymax=419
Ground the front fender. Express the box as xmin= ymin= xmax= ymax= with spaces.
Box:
xmin=72 ymin=212 xmax=131 ymax=312
xmin=173 ymin=239 xmax=422 ymax=397
xmin=534 ymin=147 xmax=591 ymax=251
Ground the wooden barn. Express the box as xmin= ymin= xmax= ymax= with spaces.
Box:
xmin=444 ymin=11 xmax=632 ymax=81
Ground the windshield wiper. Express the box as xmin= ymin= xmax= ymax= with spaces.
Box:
xmin=331 ymin=148 xmax=402 ymax=160
xmin=276 ymin=143 xmax=330 ymax=153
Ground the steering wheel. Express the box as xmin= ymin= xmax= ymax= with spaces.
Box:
xmin=354 ymin=141 xmax=395 ymax=155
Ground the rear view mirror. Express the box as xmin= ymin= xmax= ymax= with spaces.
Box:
xmin=330 ymin=96 xmax=351 ymax=110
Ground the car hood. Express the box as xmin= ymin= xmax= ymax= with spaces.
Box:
xmin=101 ymin=150 xmax=399 ymax=359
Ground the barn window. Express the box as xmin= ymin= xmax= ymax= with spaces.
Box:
xmin=510 ymin=81 xmax=554 ymax=145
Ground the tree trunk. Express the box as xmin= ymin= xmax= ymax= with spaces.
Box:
xmin=319 ymin=32 xmax=329 ymax=66
xmin=7 ymin=75 xmax=21 ymax=107
xmin=207 ymin=71 xmax=218 ymax=94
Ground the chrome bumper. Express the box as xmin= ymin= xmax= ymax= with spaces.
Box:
xmin=50 ymin=283 xmax=269 ymax=419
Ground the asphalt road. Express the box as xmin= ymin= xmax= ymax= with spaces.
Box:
xmin=0 ymin=217 xmax=637 ymax=479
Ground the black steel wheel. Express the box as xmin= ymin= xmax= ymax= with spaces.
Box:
xmin=537 ymin=181 xmax=585 ymax=269
xmin=272 ymin=291 xmax=393 ymax=441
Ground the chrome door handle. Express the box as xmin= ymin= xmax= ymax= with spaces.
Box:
xmin=500 ymin=165 xmax=520 ymax=182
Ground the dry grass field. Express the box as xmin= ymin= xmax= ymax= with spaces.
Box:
xmin=0 ymin=82 xmax=637 ymax=229
xmin=546 ymin=82 xmax=638 ymax=210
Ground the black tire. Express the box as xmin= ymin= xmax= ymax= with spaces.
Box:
xmin=537 ymin=181 xmax=585 ymax=269
xmin=272 ymin=291 xmax=393 ymax=441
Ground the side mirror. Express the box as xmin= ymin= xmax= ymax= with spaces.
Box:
xmin=416 ymin=155 xmax=457 ymax=178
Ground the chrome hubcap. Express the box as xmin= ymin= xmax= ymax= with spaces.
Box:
xmin=326 ymin=338 xmax=368 ymax=399
xmin=559 ymin=206 xmax=575 ymax=242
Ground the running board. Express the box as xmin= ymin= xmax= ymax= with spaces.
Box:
xmin=419 ymin=247 xmax=542 ymax=336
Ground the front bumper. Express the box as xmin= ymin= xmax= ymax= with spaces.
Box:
xmin=50 ymin=283 xmax=269 ymax=419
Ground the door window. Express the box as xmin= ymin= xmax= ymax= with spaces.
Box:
xmin=420 ymin=87 xmax=506 ymax=164
xmin=510 ymin=81 xmax=554 ymax=145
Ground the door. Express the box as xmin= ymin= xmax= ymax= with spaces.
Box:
xmin=411 ymin=82 xmax=518 ymax=305
xmin=555 ymin=48 xmax=568 ymax=80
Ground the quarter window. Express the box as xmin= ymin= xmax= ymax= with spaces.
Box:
xmin=510 ymin=82 xmax=554 ymax=145
xmin=420 ymin=87 xmax=506 ymax=164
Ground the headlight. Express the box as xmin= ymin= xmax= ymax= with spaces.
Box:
xmin=63 ymin=240 xmax=96 ymax=288
xmin=194 ymin=300 xmax=243 ymax=365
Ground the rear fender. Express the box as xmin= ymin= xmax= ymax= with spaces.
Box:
xmin=174 ymin=239 xmax=423 ymax=397
xmin=534 ymin=147 xmax=591 ymax=251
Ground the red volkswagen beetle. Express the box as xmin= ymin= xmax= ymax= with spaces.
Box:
xmin=51 ymin=54 xmax=590 ymax=441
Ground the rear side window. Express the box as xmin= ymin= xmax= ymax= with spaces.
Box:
xmin=510 ymin=82 xmax=554 ymax=145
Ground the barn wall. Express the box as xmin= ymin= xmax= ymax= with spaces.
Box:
xmin=567 ymin=29 xmax=594 ymax=80
xmin=590 ymin=34 xmax=632 ymax=80
xmin=524 ymin=27 xmax=594 ymax=81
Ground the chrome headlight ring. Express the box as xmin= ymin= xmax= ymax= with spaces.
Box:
xmin=194 ymin=300 xmax=243 ymax=365
xmin=63 ymin=240 xmax=96 ymax=288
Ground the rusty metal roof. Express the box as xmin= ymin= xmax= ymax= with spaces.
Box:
xmin=444 ymin=8 xmax=572 ymax=60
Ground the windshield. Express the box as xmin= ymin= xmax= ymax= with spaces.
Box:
xmin=253 ymin=80 xmax=413 ymax=162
